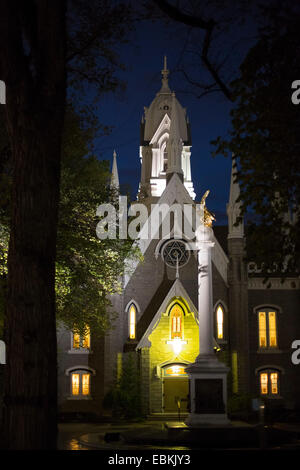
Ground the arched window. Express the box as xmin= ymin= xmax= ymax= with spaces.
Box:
xmin=129 ymin=304 xmax=136 ymax=340
xmin=257 ymin=308 xmax=278 ymax=349
xmin=170 ymin=304 xmax=183 ymax=339
xmin=259 ymin=369 xmax=280 ymax=396
xmin=216 ymin=304 xmax=224 ymax=340
xmin=71 ymin=371 xmax=91 ymax=397
xmin=163 ymin=147 xmax=168 ymax=173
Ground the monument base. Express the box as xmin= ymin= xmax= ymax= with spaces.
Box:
xmin=185 ymin=355 xmax=230 ymax=427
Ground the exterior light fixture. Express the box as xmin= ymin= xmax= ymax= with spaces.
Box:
xmin=167 ymin=338 xmax=187 ymax=356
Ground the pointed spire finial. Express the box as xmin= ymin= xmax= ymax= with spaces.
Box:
xmin=228 ymin=154 xmax=240 ymax=206
xmin=166 ymin=93 xmax=183 ymax=182
xmin=160 ymin=55 xmax=170 ymax=93
xmin=111 ymin=149 xmax=119 ymax=190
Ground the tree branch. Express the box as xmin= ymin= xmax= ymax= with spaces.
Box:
xmin=201 ymin=28 xmax=233 ymax=101
xmin=153 ymin=0 xmax=233 ymax=101
xmin=153 ymin=0 xmax=215 ymax=29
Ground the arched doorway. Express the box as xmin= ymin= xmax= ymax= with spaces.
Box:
xmin=162 ymin=364 xmax=189 ymax=413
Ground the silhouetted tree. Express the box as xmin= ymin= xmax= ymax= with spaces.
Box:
xmin=0 ymin=0 xmax=67 ymax=449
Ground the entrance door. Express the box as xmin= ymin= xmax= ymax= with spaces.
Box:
xmin=163 ymin=378 xmax=189 ymax=412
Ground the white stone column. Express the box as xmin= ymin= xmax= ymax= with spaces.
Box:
xmin=185 ymin=216 xmax=230 ymax=426
xmin=196 ymin=226 xmax=215 ymax=359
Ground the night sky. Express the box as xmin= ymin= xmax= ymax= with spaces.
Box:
xmin=94 ymin=18 xmax=251 ymax=225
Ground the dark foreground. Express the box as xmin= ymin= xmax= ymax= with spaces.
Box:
xmin=57 ymin=420 xmax=300 ymax=451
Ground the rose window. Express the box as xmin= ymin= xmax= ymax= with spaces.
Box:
xmin=162 ymin=240 xmax=190 ymax=268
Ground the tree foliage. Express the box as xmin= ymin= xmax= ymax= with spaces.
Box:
xmin=0 ymin=105 xmax=140 ymax=339
xmin=212 ymin=5 xmax=300 ymax=273
xmin=56 ymin=106 xmax=139 ymax=338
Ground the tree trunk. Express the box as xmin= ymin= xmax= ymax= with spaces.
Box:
xmin=0 ymin=1 xmax=66 ymax=449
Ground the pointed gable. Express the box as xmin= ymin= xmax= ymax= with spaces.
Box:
xmin=136 ymin=278 xmax=198 ymax=349
xmin=124 ymin=173 xmax=194 ymax=287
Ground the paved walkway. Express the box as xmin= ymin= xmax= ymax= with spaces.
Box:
xmin=57 ymin=420 xmax=300 ymax=450
xmin=57 ymin=421 xmax=167 ymax=450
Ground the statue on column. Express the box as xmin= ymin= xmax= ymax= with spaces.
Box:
xmin=200 ymin=190 xmax=216 ymax=227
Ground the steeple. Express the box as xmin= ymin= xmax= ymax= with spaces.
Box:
xmin=138 ymin=59 xmax=195 ymax=199
xmin=227 ymin=155 xmax=244 ymax=238
xmin=110 ymin=149 xmax=120 ymax=190
xmin=160 ymin=55 xmax=171 ymax=93
xmin=166 ymin=93 xmax=184 ymax=183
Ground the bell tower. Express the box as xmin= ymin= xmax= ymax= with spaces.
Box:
xmin=138 ymin=57 xmax=195 ymax=201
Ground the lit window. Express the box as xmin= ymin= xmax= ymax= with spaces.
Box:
xmin=129 ymin=304 xmax=136 ymax=339
xmin=260 ymin=373 xmax=268 ymax=395
xmin=82 ymin=374 xmax=90 ymax=395
xmin=71 ymin=371 xmax=91 ymax=397
xmin=72 ymin=325 xmax=90 ymax=350
xmin=259 ymin=312 xmax=267 ymax=348
xmin=258 ymin=309 xmax=278 ymax=349
xmin=270 ymin=372 xmax=278 ymax=394
xmin=82 ymin=326 xmax=90 ymax=348
xmin=170 ymin=304 xmax=183 ymax=339
xmin=268 ymin=312 xmax=277 ymax=347
xmin=72 ymin=373 xmax=80 ymax=395
xmin=73 ymin=333 xmax=80 ymax=349
xmin=259 ymin=370 xmax=279 ymax=396
xmin=216 ymin=305 xmax=224 ymax=339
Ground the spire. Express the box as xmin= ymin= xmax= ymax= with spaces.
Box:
xmin=160 ymin=55 xmax=171 ymax=93
xmin=228 ymin=154 xmax=240 ymax=206
xmin=110 ymin=149 xmax=119 ymax=190
xmin=227 ymin=154 xmax=244 ymax=238
xmin=166 ymin=93 xmax=183 ymax=182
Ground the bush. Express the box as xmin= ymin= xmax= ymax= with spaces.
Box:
xmin=103 ymin=353 xmax=143 ymax=420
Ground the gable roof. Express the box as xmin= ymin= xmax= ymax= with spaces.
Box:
xmin=124 ymin=173 xmax=193 ymax=287
xmin=123 ymin=174 xmax=229 ymax=288
xmin=136 ymin=278 xmax=198 ymax=349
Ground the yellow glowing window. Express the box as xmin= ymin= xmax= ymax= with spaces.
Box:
xmin=165 ymin=365 xmax=187 ymax=376
xmin=270 ymin=373 xmax=278 ymax=394
xmin=258 ymin=312 xmax=267 ymax=348
xmin=216 ymin=305 xmax=224 ymax=339
xmin=129 ymin=305 xmax=136 ymax=339
xmin=260 ymin=373 xmax=268 ymax=395
xmin=258 ymin=309 xmax=278 ymax=349
xmin=82 ymin=374 xmax=90 ymax=396
xmin=268 ymin=312 xmax=277 ymax=347
xmin=170 ymin=304 xmax=183 ymax=339
xmin=72 ymin=374 xmax=80 ymax=395
xmin=73 ymin=332 xmax=80 ymax=349
xmin=82 ymin=326 xmax=90 ymax=349
xmin=73 ymin=325 xmax=90 ymax=349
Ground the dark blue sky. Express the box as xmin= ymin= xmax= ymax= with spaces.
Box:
xmin=94 ymin=19 xmax=245 ymax=225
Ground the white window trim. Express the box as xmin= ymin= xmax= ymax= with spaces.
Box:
xmin=125 ymin=300 xmax=140 ymax=341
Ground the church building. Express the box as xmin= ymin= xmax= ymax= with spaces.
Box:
xmin=57 ymin=59 xmax=300 ymax=420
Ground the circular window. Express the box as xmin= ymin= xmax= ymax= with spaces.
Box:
xmin=163 ymin=105 xmax=169 ymax=110
xmin=162 ymin=240 xmax=190 ymax=268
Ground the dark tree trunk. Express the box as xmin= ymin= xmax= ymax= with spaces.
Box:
xmin=0 ymin=1 xmax=66 ymax=449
